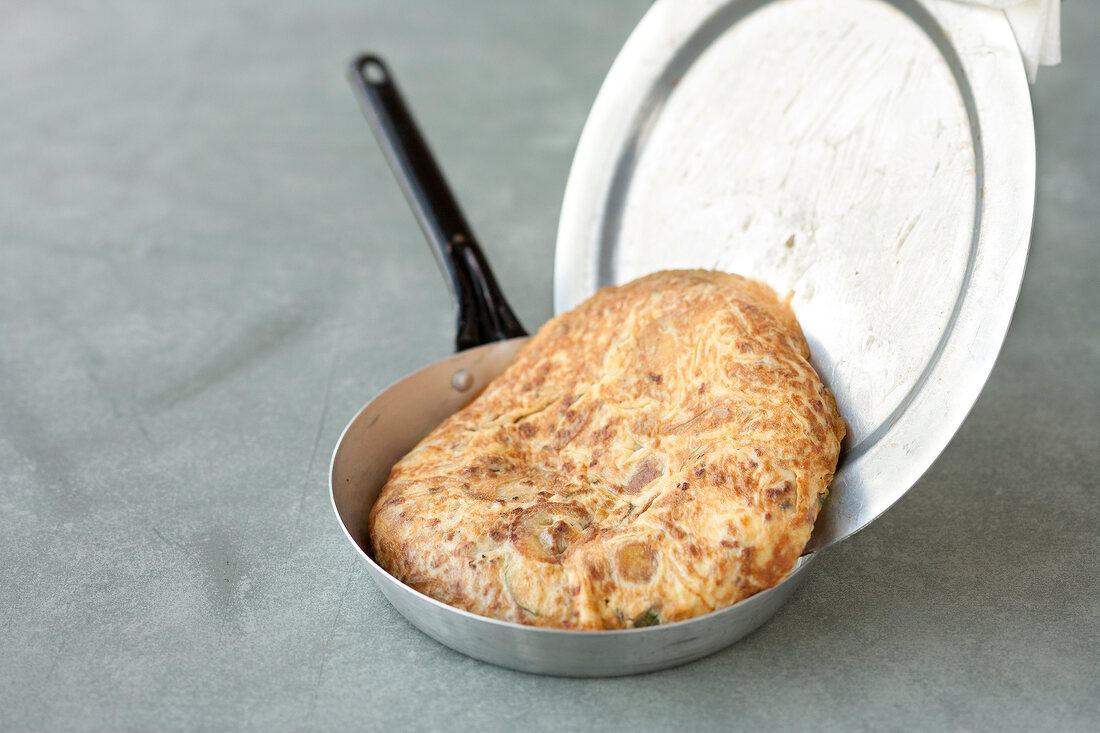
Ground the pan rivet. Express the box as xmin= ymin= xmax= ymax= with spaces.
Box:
xmin=452 ymin=369 xmax=473 ymax=392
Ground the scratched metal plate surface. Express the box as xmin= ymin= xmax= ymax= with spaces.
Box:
xmin=555 ymin=0 xmax=1034 ymax=550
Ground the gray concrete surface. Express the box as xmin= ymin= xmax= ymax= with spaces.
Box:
xmin=1 ymin=1 xmax=1097 ymax=730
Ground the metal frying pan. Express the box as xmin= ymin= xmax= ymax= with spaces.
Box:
xmin=330 ymin=54 xmax=821 ymax=676
xmin=332 ymin=0 xmax=1034 ymax=676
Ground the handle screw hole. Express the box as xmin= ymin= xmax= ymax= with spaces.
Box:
xmin=362 ymin=60 xmax=387 ymax=84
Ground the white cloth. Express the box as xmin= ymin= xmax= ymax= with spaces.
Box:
xmin=956 ymin=0 xmax=1062 ymax=81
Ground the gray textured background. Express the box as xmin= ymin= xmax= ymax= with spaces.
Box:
xmin=1 ymin=1 xmax=1097 ymax=730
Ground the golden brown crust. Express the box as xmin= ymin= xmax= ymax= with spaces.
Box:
xmin=369 ymin=270 xmax=845 ymax=629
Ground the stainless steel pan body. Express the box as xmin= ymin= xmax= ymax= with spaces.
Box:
xmin=330 ymin=338 xmax=817 ymax=676
xmin=332 ymin=54 xmax=821 ymax=677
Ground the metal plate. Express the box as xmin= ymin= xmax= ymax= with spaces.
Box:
xmin=555 ymin=0 xmax=1034 ymax=550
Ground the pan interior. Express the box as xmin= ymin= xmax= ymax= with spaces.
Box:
xmin=331 ymin=339 xmax=527 ymax=548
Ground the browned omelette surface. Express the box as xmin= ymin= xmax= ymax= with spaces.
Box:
xmin=369 ymin=270 xmax=845 ymax=629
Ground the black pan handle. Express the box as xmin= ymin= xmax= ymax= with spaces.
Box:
xmin=348 ymin=53 xmax=527 ymax=352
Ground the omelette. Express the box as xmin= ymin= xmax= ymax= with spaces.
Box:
xmin=369 ymin=270 xmax=845 ymax=629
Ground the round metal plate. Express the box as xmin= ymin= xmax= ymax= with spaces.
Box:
xmin=555 ymin=0 xmax=1034 ymax=551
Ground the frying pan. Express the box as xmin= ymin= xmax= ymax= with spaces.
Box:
xmin=330 ymin=54 xmax=821 ymax=677
xmin=332 ymin=0 xmax=1034 ymax=670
